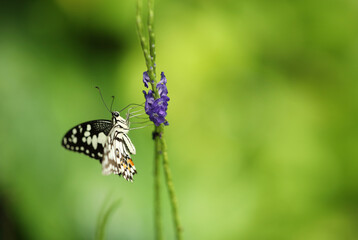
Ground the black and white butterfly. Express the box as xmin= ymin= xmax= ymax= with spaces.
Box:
xmin=62 ymin=110 xmax=140 ymax=182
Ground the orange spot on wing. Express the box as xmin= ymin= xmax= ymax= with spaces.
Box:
xmin=128 ymin=159 xmax=135 ymax=166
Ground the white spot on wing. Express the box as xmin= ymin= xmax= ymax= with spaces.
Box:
xmin=72 ymin=128 xmax=77 ymax=134
xmin=98 ymin=132 xmax=107 ymax=146
xmin=84 ymin=131 xmax=90 ymax=137
xmin=87 ymin=124 xmax=91 ymax=131
xmin=87 ymin=137 xmax=92 ymax=145
xmin=92 ymin=135 xmax=98 ymax=150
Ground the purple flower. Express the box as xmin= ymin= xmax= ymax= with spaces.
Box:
xmin=147 ymin=98 xmax=168 ymax=126
xmin=143 ymin=71 xmax=151 ymax=88
xmin=156 ymin=72 xmax=168 ymax=96
xmin=142 ymin=71 xmax=170 ymax=126
xmin=159 ymin=72 xmax=167 ymax=84
xmin=143 ymin=89 xmax=155 ymax=113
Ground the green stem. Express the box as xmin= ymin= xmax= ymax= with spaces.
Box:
xmin=136 ymin=1 xmax=162 ymax=239
xmin=148 ymin=0 xmax=156 ymax=76
xmin=136 ymin=1 xmax=182 ymax=239
xmin=160 ymin=129 xmax=182 ymax=240
xmin=136 ymin=0 xmax=158 ymax=96
xmin=153 ymin=126 xmax=163 ymax=240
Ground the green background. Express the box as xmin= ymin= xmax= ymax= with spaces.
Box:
xmin=1 ymin=0 xmax=358 ymax=239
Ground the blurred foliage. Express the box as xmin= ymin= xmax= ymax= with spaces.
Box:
xmin=1 ymin=0 xmax=358 ymax=239
xmin=96 ymin=198 xmax=121 ymax=240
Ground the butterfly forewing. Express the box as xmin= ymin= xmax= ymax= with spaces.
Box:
xmin=62 ymin=120 xmax=113 ymax=161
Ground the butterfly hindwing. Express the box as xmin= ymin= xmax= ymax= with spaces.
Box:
xmin=62 ymin=120 xmax=113 ymax=161
xmin=102 ymin=126 xmax=137 ymax=181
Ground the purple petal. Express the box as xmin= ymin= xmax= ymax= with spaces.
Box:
xmin=143 ymin=71 xmax=150 ymax=88
xmin=143 ymin=89 xmax=155 ymax=113
xmin=157 ymin=83 xmax=168 ymax=97
xmin=159 ymin=72 xmax=167 ymax=84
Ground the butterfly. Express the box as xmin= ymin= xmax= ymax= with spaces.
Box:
xmin=62 ymin=110 xmax=137 ymax=182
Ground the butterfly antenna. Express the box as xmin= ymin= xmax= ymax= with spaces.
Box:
xmin=95 ymin=86 xmax=111 ymax=113
xmin=110 ymin=96 xmax=115 ymax=112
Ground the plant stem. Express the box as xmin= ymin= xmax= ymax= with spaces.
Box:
xmin=148 ymin=0 xmax=156 ymax=76
xmin=153 ymin=126 xmax=163 ymax=240
xmin=136 ymin=0 xmax=158 ymax=97
xmin=136 ymin=1 xmax=162 ymax=239
xmin=136 ymin=0 xmax=182 ymax=239
xmin=160 ymin=129 xmax=182 ymax=240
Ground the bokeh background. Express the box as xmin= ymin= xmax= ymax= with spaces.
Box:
xmin=1 ymin=0 xmax=358 ymax=239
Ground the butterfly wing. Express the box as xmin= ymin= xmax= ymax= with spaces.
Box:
xmin=101 ymin=126 xmax=137 ymax=181
xmin=62 ymin=120 xmax=113 ymax=161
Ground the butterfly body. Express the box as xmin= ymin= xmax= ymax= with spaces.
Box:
xmin=62 ymin=111 xmax=137 ymax=181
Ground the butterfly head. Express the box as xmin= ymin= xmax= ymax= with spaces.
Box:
xmin=112 ymin=111 xmax=128 ymax=126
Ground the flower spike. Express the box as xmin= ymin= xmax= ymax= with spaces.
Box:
xmin=142 ymin=71 xmax=170 ymax=126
